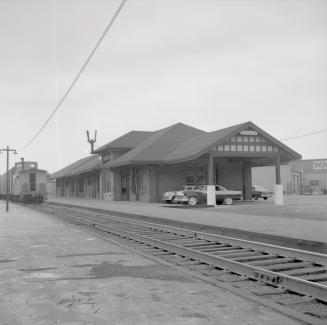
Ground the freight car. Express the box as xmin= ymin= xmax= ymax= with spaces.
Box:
xmin=0 ymin=161 xmax=47 ymax=203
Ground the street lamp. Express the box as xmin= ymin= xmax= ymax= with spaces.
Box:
xmin=0 ymin=146 xmax=18 ymax=212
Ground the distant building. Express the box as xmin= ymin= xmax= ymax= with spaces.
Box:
xmin=252 ymin=159 xmax=327 ymax=194
xmin=52 ymin=121 xmax=301 ymax=202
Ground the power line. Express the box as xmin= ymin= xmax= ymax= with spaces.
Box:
xmin=20 ymin=0 xmax=128 ymax=151
xmin=280 ymin=128 xmax=327 ymax=141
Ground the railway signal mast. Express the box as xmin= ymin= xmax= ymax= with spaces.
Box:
xmin=0 ymin=146 xmax=17 ymax=212
xmin=86 ymin=130 xmax=97 ymax=154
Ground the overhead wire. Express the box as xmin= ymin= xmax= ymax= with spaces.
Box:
xmin=20 ymin=0 xmax=128 ymax=152
xmin=280 ymin=128 xmax=327 ymax=141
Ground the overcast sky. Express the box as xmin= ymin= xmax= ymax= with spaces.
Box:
xmin=0 ymin=0 xmax=326 ymax=174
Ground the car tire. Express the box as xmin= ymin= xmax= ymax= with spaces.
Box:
xmin=188 ymin=196 xmax=198 ymax=206
xmin=223 ymin=197 xmax=233 ymax=205
xmin=263 ymin=197 xmax=268 ymax=200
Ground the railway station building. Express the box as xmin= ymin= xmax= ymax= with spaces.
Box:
xmin=53 ymin=156 xmax=101 ymax=199
xmin=52 ymin=121 xmax=301 ymax=203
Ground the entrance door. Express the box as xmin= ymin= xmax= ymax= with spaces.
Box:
xmin=135 ymin=168 xmax=141 ymax=201
xmin=121 ymin=168 xmax=129 ymax=200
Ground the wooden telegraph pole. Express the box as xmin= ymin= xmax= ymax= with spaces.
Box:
xmin=0 ymin=146 xmax=18 ymax=212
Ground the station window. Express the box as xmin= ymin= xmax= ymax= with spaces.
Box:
xmin=104 ymin=170 xmax=111 ymax=193
xmin=224 ymin=144 xmax=230 ymax=151
xmin=185 ymin=175 xmax=195 ymax=185
xmin=196 ymin=175 xmax=205 ymax=184
xmin=261 ymin=137 xmax=266 ymax=142
xmin=256 ymin=146 xmax=261 ymax=152
xmin=30 ymin=173 xmax=36 ymax=191
xmin=250 ymin=146 xmax=255 ymax=152
xmin=121 ymin=168 xmax=128 ymax=193
xmin=249 ymin=136 xmax=254 ymax=142
xmin=78 ymin=178 xmax=84 ymax=193
xmin=268 ymin=146 xmax=273 ymax=152
xmin=230 ymin=145 xmax=236 ymax=151
xmin=236 ymin=136 xmax=242 ymax=142
xmin=243 ymin=145 xmax=249 ymax=151
xmin=230 ymin=136 xmax=236 ymax=142
xmin=255 ymin=136 xmax=261 ymax=142
xmin=243 ymin=136 xmax=248 ymax=142
xmin=262 ymin=146 xmax=267 ymax=152
xmin=310 ymin=180 xmax=319 ymax=186
xmin=218 ymin=145 xmax=224 ymax=151
xmin=237 ymin=145 xmax=243 ymax=151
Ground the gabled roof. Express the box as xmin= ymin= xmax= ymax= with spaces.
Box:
xmin=109 ymin=121 xmax=301 ymax=167
xmin=165 ymin=122 xmax=249 ymax=163
xmin=166 ymin=121 xmax=302 ymax=163
xmin=94 ymin=130 xmax=154 ymax=153
xmin=110 ymin=123 xmax=205 ymax=166
xmin=51 ymin=155 xmax=100 ymax=179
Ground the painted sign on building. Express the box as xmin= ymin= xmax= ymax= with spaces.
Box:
xmin=312 ymin=160 xmax=327 ymax=170
xmin=240 ymin=130 xmax=258 ymax=136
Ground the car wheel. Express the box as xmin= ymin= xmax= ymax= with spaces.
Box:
xmin=254 ymin=195 xmax=259 ymax=200
xmin=223 ymin=197 xmax=233 ymax=205
xmin=188 ymin=196 xmax=198 ymax=206
xmin=263 ymin=197 xmax=268 ymax=200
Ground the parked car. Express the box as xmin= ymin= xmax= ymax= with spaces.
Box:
xmin=174 ymin=185 xmax=242 ymax=206
xmin=162 ymin=185 xmax=199 ymax=203
xmin=251 ymin=185 xmax=272 ymax=200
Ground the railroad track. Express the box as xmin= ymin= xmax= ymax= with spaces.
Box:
xmin=29 ymin=203 xmax=327 ymax=324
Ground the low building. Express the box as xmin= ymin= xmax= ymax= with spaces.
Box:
xmin=53 ymin=121 xmax=301 ymax=202
xmin=253 ymin=159 xmax=327 ymax=194
xmin=52 ymin=156 xmax=101 ymax=199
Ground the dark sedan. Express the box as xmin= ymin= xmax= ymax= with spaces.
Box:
xmin=174 ymin=185 xmax=242 ymax=205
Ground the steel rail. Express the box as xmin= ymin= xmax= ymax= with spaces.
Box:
xmin=44 ymin=207 xmax=327 ymax=302
xmin=46 ymin=204 xmax=327 ymax=265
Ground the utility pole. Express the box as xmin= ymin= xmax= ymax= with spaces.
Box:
xmin=86 ymin=130 xmax=97 ymax=154
xmin=0 ymin=146 xmax=18 ymax=212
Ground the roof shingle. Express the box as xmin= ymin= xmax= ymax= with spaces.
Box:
xmin=94 ymin=130 xmax=154 ymax=153
xmin=52 ymin=156 xmax=100 ymax=179
xmin=110 ymin=123 xmax=205 ymax=166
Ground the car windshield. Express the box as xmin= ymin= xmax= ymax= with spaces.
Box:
xmin=253 ymin=185 xmax=267 ymax=191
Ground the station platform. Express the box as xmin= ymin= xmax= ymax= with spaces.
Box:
xmin=0 ymin=201 xmax=299 ymax=325
xmin=47 ymin=195 xmax=327 ymax=247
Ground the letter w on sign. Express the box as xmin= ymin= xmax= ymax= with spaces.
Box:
xmin=313 ymin=161 xmax=327 ymax=170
